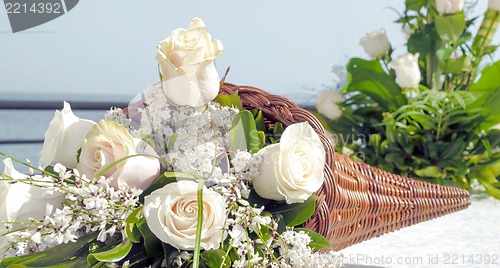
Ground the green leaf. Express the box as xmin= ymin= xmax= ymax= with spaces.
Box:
xmin=140 ymin=172 xmax=195 ymax=202
xmin=215 ymin=91 xmax=244 ymax=110
xmin=482 ymin=181 xmax=500 ymax=199
xmin=407 ymin=31 xmax=432 ymax=57
xmin=125 ymin=206 xmax=144 ymax=243
xmin=273 ymin=122 xmax=284 ymax=143
xmin=294 ymin=228 xmax=332 ymax=250
xmin=230 ymin=111 xmax=260 ymax=154
xmin=405 ymin=0 xmax=426 ymax=11
xmin=415 ymin=166 xmax=444 ymax=178
xmin=166 ymin=133 xmax=179 ymax=152
xmin=344 ymin=58 xmax=407 ymax=112
xmin=254 ymin=110 xmax=265 ymax=132
xmin=87 ymin=239 xmax=132 ymax=265
xmin=469 ymin=60 xmax=500 ymax=129
xmin=257 ymin=131 xmax=266 ymax=149
xmin=0 ymin=234 xmax=96 ymax=268
xmin=269 ymin=195 xmax=318 ymax=227
xmin=137 ymin=220 xmax=163 ymax=257
xmin=435 ymin=13 xmax=466 ymax=41
xmin=200 ymin=250 xmax=231 ymax=268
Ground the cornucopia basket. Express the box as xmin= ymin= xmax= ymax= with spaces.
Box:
xmin=220 ymin=82 xmax=471 ymax=251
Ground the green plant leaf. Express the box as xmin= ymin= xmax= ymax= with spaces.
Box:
xmin=125 ymin=206 xmax=144 ymax=243
xmin=230 ymin=110 xmax=260 ymax=154
xmin=200 ymin=250 xmax=231 ymax=268
xmin=215 ymin=91 xmax=244 ymax=110
xmin=166 ymin=133 xmax=179 ymax=152
xmin=435 ymin=13 xmax=466 ymax=41
xmin=415 ymin=166 xmax=444 ymax=178
xmin=87 ymin=239 xmax=132 ymax=265
xmin=269 ymin=195 xmax=318 ymax=227
xmin=405 ymin=0 xmax=427 ymax=11
xmin=343 ymin=58 xmax=407 ymax=112
xmin=137 ymin=220 xmax=163 ymax=257
xmin=254 ymin=110 xmax=265 ymax=132
xmin=469 ymin=60 xmax=500 ymax=129
xmin=273 ymin=122 xmax=284 ymax=143
xmin=294 ymin=228 xmax=332 ymax=250
xmin=407 ymin=31 xmax=433 ymax=57
xmin=481 ymin=181 xmax=500 ymax=199
xmin=140 ymin=172 xmax=195 ymax=202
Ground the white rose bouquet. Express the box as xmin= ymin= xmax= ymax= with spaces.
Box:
xmin=315 ymin=0 xmax=500 ymax=199
xmin=0 ymin=18 xmax=343 ymax=267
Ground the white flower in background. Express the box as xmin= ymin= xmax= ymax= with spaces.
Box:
xmin=493 ymin=124 xmax=500 ymax=130
xmin=489 ymin=0 xmax=500 ymax=11
xmin=0 ymin=159 xmax=65 ymax=237
xmin=157 ymin=17 xmax=223 ymax=107
xmin=316 ymin=90 xmax=344 ymax=121
xmin=388 ymin=53 xmax=421 ymax=89
xmin=252 ymin=122 xmax=325 ymax=204
xmin=360 ymin=29 xmax=391 ymax=58
xmin=436 ymin=0 xmax=464 ymax=14
xmin=77 ymin=120 xmax=160 ymax=190
xmin=39 ymin=102 xmax=96 ymax=168
xmin=143 ymin=180 xmax=226 ymax=250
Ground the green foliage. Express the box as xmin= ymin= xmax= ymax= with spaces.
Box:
xmin=215 ymin=91 xmax=244 ymax=110
xmin=293 ymin=228 xmax=332 ymax=251
xmin=314 ymin=0 xmax=500 ymax=198
xmin=435 ymin=13 xmax=466 ymax=42
xmin=268 ymin=195 xmax=318 ymax=227
xmin=140 ymin=172 xmax=195 ymax=202
xmin=230 ymin=110 xmax=260 ymax=154
xmin=87 ymin=240 xmax=132 ymax=265
xmin=342 ymin=58 xmax=407 ymax=111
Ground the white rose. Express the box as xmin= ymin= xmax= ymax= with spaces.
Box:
xmin=316 ymin=90 xmax=344 ymax=121
xmin=436 ymin=0 xmax=464 ymax=14
xmin=39 ymin=102 xmax=96 ymax=168
xmin=489 ymin=0 xmax=500 ymax=11
xmin=0 ymin=158 xmax=65 ymax=235
xmin=157 ymin=17 xmax=223 ymax=107
xmin=388 ymin=53 xmax=421 ymax=89
xmin=252 ymin=122 xmax=326 ymax=204
xmin=360 ymin=29 xmax=391 ymax=58
xmin=143 ymin=180 xmax=226 ymax=250
xmin=77 ymin=120 xmax=160 ymax=190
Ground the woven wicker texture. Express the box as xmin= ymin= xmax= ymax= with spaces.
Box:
xmin=220 ymin=83 xmax=471 ymax=251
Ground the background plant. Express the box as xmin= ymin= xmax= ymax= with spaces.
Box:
xmin=316 ymin=0 xmax=500 ymax=198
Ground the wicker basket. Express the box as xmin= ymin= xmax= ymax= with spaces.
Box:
xmin=220 ymin=83 xmax=471 ymax=251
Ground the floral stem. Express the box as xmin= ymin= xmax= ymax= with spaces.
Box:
xmin=0 ymin=151 xmax=57 ymax=178
xmin=193 ymin=178 xmax=204 ymax=268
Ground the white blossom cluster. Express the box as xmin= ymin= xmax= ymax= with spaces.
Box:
xmin=1 ymin=164 xmax=142 ymax=258
xmin=280 ymin=230 xmax=344 ymax=268
xmin=107 ymin=84 xmax=240 ymax=179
